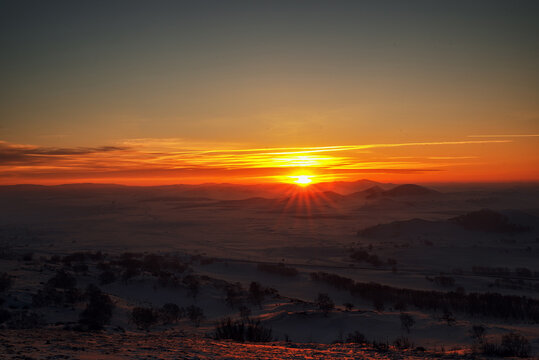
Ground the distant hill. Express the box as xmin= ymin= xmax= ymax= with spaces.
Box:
xmin=311 ymin=179 xmax=390 ymax=195
xmin=359 ymin=209 xmax=534 ymax=238
xmin=380 ymin=184 xmax=439 ymax=197
xmin=348 ymin=185 xmax=385 ymax=199
xmin=449 ymin=209 xmax=531 ymax=233
xmin=358 ymin=218 xmax=442 ymax=238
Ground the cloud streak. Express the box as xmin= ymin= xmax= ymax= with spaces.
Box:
xmin=0 ymin=138 xmax=518 ymax=184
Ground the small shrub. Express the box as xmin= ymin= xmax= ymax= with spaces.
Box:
xmin=500 ymin=332 xmax=531 ymax=357
xmin=131 ymin=307 xmax=158 ymax=330
xmin=225 ymin=282 xmax=244 ymax=308
xmin=159 ymin=303 xmax=181 ymax=324
xmin=239 ymin=305 xmax=251 ymax=321
xmin=373 ymin=298 xmax=385 ymax=312
xmin=186 ymin=305 xmax=204 ymax=327
xmin=345 ymin=331 xmax=366 ymax=343
xmin=400 ymin=313 xmax=415 ymax=333
xmin=441 ymin=309 xmax=456 ymax=326
xmin=481 ymin=332 xmax=531 ymax=358
xmin=350 ymin=249 xmax=383 ymax=266
xmin=470 ymin=324 xmax=486 ymax=344
xmin=47 ymin=270 xmax=76 ymax=289
xmin=214 ymin=317 xmax=272 ymax=342
xmin=249 ymin=282 xmax=265 ymax=306
xmin=245 ymin=319 xmax=273 ymax=342
xmin=214 ymin=318 xmax=245 ymax=341
xmin=372 ymin=341 xmax=389 ymax=352
xmin=393 ymin=336 xmax=414 ymax=350
xmin=78 ymin=285 xmax=114 ymax=331
xmin=315 ymin=293 xmax=334 ymax=316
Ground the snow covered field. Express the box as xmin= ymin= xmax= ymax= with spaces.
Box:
xmin=0 ymin=181 xmax=538 ymax=358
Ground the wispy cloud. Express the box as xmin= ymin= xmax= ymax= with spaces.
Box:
xmin=0 ymin=138 xmax=515 ymax=183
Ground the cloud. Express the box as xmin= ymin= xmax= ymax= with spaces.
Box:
xmin=0 ymin=141 xmax=127 ymax=165
xmin=0 ymin=138 xmax=514 ymax=183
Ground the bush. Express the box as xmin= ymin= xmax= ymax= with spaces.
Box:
xmin=186 ymin=305 xmax=204 ymax=327
xmin=393 ymin=336 xmax=414 ymax=350
xmin=214 ymin=317 xmax=272 ymax=342
xmin=310 ymin=271 xmax=539 ymax=323
xmin=78 ymin=285 xmax=114 ymax=331
xmin=225 ymin=282 xmax=244 ymax=308
xmin=315 ymin=293 xmax=334 ymax=316
xmin=249 ymin=282 xmax=265 ymax=306
xmin=400 ymin=313 xmax=415 ymax=333
xmin=239 ymin=305 xmax=251 ymax=321
xmin=159 ymin=303 xmax=181 ymax=324
xmin=470 ymin=324 xmax=486 ymax=344
xmin=441 ymin=309 xmax=456 ymax=326
xmin=345 ymin=331 xmax=366 ymax=343
xmin=481 ymin=332 xmax=531 ymax=358
xmin=500 ymin=332 xmax=532 ymax=357
xmin=47 ymin=270 xmax=76 ymax=289
xmin=373 ymin=298 xmax=385 ymax=312
xmin=245 ymin=319 xmax=273 ymax=342
xmin=131 ymin=307 xmax=158 ymax=330
xmin=350 ymin=249 xmax=383 ymax=266
xmin=214 ymin=317 xmax=245 ymax=341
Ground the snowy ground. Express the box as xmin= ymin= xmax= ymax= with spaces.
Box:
xmin=0 ymin=181 xmax=538 ymax=357
xmin=0 ymin=329 xmax=475 ymax=359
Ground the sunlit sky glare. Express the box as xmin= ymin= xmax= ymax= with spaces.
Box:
xmin=1 ymin=1 xmax=538 ymax=185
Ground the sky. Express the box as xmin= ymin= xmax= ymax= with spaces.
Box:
xmin=1 ymin=0 xmax=538 ymax=185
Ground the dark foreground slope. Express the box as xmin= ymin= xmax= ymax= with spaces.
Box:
xmin=0 ymin=329 xmax=476 ymax=359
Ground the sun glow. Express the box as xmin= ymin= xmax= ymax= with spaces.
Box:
xmin=292 ymin=175 xmax=313 ymax=186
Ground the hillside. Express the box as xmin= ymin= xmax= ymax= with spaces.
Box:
xmin=0 ymin=329 xmax=474 ymax=359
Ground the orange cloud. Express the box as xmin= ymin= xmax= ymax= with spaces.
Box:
xmin=0 ymin=137 xmax=536 ymax=185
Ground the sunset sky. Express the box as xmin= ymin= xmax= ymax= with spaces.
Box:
xmin=1 ymin=1 xmax=538 ymax=185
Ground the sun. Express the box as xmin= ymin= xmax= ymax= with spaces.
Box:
xmin=293 ymin=175 xmax=312 ymax=187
